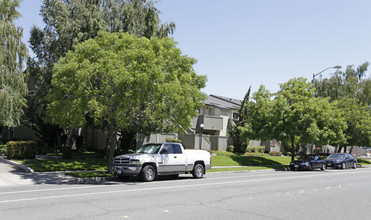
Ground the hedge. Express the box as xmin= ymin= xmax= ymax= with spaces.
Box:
xmin=269 ymin=151 xmax=283 ymax=156
xmin=6 ymin=141 xmax=38 ymax=159
xmin=165 ymin=137 xmax=182 ymax=143
xmin=246 ymin=146 xmax=265 ymax=153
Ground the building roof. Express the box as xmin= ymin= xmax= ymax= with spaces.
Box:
xmin=204 ymin=94 xmax=241 ymax=110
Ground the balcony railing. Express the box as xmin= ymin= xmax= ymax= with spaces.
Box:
xmin=192 ymin=115 xmax=223 ymax=131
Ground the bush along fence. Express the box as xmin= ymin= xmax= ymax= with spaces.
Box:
xmin=5 ymin=141 xmax=38 ymax=159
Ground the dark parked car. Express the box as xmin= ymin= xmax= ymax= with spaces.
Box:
xmin=289 ymin=155 xmax=326 ymax=171
xmin=325 ymin=153 xmax=357 ymax=169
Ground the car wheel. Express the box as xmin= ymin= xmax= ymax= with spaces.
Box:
xmin=342 ymin=162 xmax=346 ymax=169
xmin=141 ymin=165 xmax=155 ymax=182
xmin=308 ymin=164 xmax=312 ymax=171
xmin=353 ymin=162 xmax=357 ymax=169
xmin=192 ymin=164 xmax=204 ymax=179
xmin=321 ymin=164 xmax=325 ymax=171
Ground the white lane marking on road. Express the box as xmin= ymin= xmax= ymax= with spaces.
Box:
xmin=1 ymin=169 xmax=370 ymax=204
xmin=0 ymin=172 xmax=296 ymax=195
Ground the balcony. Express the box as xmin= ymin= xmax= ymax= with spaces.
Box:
xmin=192 ymin=115 xmax=223 ymax=131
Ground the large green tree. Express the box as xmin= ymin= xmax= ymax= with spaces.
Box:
xmin=27 ymin=0 xmax=174 ymax=148
xmin=47 ymin=32 xmax=206 ymax=173
xmin=334 ymin=98 xmax=371 ymax=151
xmin=243 ymin=78 xmax=346 ymax=161
xmin=0 ymin=0 xmax=28 ymax=128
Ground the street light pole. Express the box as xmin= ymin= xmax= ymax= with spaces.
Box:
xmin=310 ymin=65 xmax=341 ymax=154
xmin=199 ymin=123 xmax=204 ymax=149
xmin=312 ymin=65 xmax=342 ymax=87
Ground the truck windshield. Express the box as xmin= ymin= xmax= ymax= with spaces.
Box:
xmin=136 ymin=144 xmax=161 ymax=154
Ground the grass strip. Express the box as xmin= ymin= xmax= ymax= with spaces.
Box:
xmin=357 ymin=158 xmax=371 ymax=165
xmin=65 ymin=171 xmax=113 ymax=178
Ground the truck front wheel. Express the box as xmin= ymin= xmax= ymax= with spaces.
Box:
xmin=192 ymin=164 xmax=204 ymax=179
xmin=141 ymin=165 xmax=156 ymax=182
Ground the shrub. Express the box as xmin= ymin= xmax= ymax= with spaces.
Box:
xmin=227 ymin=145 xmax=234 ymax=152
xmin=246 ymin=146 xmax=265 ymax=153
xmin=0 ymin=145 xmax=7 ymax=155
xmin=269 ymin=151 xmax=282 ymax=156
xmin=165 ymin=137 xmax=182 ymax=143
xmin=286 ymin=152 xmax=292 ymax=156
xmin=6 ymin=141 xmax=39 ymax=159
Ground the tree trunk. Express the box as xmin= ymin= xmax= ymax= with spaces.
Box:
xmin=337 ymin=146 xmax=343 ymax=153
xmin=350 ymin=146 xmax=354 ymax=154
xmin=107 ymin=125 xmax=117 ymax=174
xmin=291 ymin=135 xmax=295 ymax=162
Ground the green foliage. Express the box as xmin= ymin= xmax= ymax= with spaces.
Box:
xmin=357 ymin=158 xmax=371 ymax=165
xmin=0 ymin=144 xmax=7 ymax=155
xmin=226 ymin=145 xmax=234 ymax=152
xmin=242 ymin=78 xmax=348 ymax=160
xmin=269 ymin=151 xmax=283 ymax=156
xmin=213 ymin=150 xmax=235 ymax=156
xmin=26 ymin=0 xmax=175 ymax=149
xmin=165 ymin=138 xmax=182 ymax=143
xmin=229 ymin=87 xmax=251 ymax=154
xmin=334 ymin=98 xmax=371 ymax=148
xmin=246 ymin=146 xmax=264 ymax=153
xmin=47 ymin=32 xmax=206 ymax=173
xmin=211 ymin=153 xmax=290 ymax=166
xmin=313 ymin=63 xmax=371 ymax=149
xmin=315 ymin=62 xmax=371 ymax=105
xmin=48 ymin=32 xmax=206 ymax=131
xmin=6 ymin=141 xmax=38 ymax=159
xmin=15 ymin=151 xmax=107 ymax=172
xmin=0 ymin=0 xmax=28 ymax=127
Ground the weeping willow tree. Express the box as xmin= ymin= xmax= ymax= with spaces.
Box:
xmin=0 ymin=0 xmax=28 ymax=129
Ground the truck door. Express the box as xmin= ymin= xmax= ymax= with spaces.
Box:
xmin=159 ymin=144 xmax=187 ymax=172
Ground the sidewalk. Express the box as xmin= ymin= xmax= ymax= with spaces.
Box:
xmin=0 ymin=162 xmax=36 ymax=187
xmin=0 ymin=158 xmax=110 ymax=187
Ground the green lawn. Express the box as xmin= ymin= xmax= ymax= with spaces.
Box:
xmin=12 ymin=150 xmax=370 ymax=174
xmin=211 ymin=152 xmax=292 ymax=167
xmin=357 ymin=158 xmax=371 ymax=165
xmin=13 ymin=151 xmax=107 ymax=172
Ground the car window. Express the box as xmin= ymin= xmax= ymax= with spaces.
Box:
xmin=172 ymin=144 xmax=182 ymax=154
xmin=160 ymin=144 xmax=174 ymax=154
xmin=328 ymin=154 xmax=345 ymax=159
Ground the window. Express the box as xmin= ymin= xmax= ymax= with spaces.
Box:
xmin=160 ymin=144 xmax=174 ymax=154
xmin=172 ymin=144 xmax=182 ymax=154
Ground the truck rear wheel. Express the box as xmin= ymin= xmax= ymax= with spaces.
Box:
xmin=192 ymin=164 xmax=204 ymax=179
xmin=141 ymin=165 xmax=155 ymax=182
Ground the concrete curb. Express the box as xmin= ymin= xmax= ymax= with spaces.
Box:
xmin=0 ymin=157 xmax=34 ymax=173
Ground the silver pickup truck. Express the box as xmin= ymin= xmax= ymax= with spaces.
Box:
xmin=113 ymin=142 xmax=211 ymax=181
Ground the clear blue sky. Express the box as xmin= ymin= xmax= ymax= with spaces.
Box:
xmin=16 ymin=0 xmax=371 ymax=100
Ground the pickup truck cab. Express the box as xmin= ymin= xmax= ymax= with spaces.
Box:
xmin=113 ymin=142 xmax=211 ymax=181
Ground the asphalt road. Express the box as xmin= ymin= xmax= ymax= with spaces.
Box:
xmin=1 ymin=168 xmax=371 ymax=220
